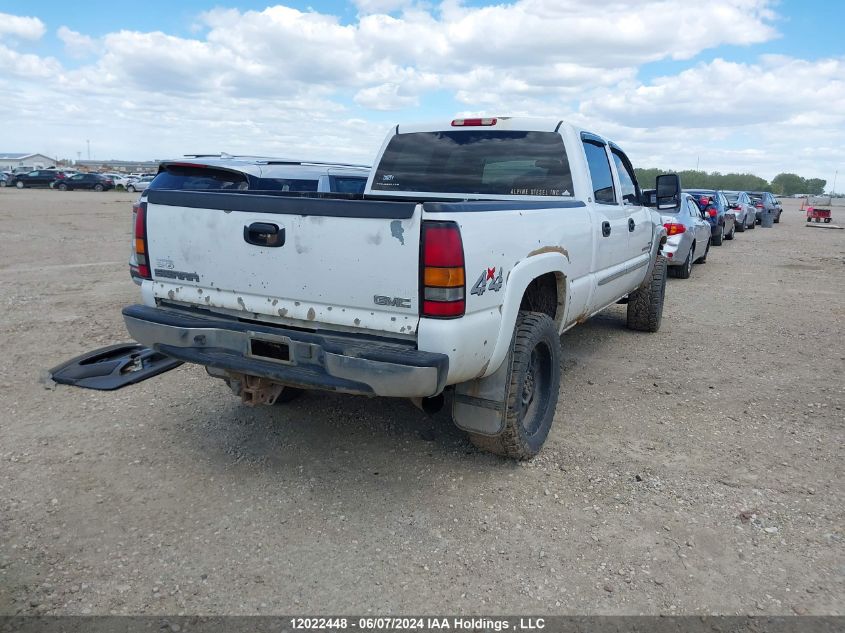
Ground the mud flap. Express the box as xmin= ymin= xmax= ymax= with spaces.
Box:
xmin=451 ymin=353 xmax=514 ymax=436
xmin=49 ymin=343 xmax=182 ymax=390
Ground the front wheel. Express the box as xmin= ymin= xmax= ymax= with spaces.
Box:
xmin=57 ymin=183 xmax=68 ymax=191
xmin=127 ymin=185 xmax=136 ymax=192
xmin=627 ymin=254 xmax=667 ymax=332
xmin=0 ymin=180 xmax=6 ymax=187
xmin=467 ymin=311 xmax=560 ymax=460
xmin=15 ymin=181 xmax=24 ymax=189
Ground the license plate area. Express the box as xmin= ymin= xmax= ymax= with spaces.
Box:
xmin=247 ymin=332 xmax=294 ymax=365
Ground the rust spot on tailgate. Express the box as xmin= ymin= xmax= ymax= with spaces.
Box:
xmin=527 ymin=245 xmax=570 ymax=261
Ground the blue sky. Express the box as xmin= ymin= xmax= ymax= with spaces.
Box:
xmin=1 ymin=1 xmax=843 ymax=184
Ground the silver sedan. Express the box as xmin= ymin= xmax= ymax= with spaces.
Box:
xmin=723 ymin=191 xmax=756 ymax=231
xmin=661 ymin=193 xmax=712 ymax=279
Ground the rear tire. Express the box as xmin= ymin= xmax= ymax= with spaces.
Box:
xmin=627 ymin=254 xmax=667 ymax=332
xmin=127 ymin=185 xmax=136 ymax=193
xmin=675 ymin=246 xmax=693 ymax=279
xmin=57 ymin=183 xmax=68 ymax=191
xmin=15 ymin=181 xmax=24 ymax=189
xmin=94 ymin=183 xmax=104 ymax=192
xmin=467 ymin=311 xmax=560 ymax=460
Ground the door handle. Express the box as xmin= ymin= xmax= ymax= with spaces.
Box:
xmin=244 ymin=222 xmax=285 ymax=247
xmin=601 ymin=221 xmax=611 ymax=237
xmin=628 ymin=218 xmax=636 ymax=232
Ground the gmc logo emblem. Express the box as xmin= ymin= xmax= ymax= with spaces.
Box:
xmin=373 ymin=295 xmax=411 ymax=309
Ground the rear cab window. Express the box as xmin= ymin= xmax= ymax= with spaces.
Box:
xmin=371 ymin=130 xmax=574 ymax=197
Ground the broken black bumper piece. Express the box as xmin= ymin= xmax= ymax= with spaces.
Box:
xmin=49 ymin=343 xmax=182 ymax=390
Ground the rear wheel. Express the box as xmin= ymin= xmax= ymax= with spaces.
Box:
xmin=15 ymin=181 xmax=24 ymax=189
xmin=127 ymin=185 xmax=136 ymax=192
xmin=627 ymin=254 xmax=667 ymax=332
xmin=824 ymin=218 xmax=831 ymax=223
xmin=94 ymin=183 xmax=104 ymax=192
xmin=57 ymin=183 xmax=68 ymax=191
xmin=697 ymin=239 xmax=710 ymax=264
xmin=674 ymin=245 xmax=693 ymax=279
xmin=0 ymin=180 xmax=6 ymax=187
xmin=467 ymin=311 xmax=560 ymax=460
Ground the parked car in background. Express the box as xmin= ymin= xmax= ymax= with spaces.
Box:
xmin=686 ymin=189 xmax=735 ymax=245
xmin=126 ymin=176 xmax=155 ymax=193
xmin=128 ymin=157 xmax=372 ymax=283
xmin=749 ymin=191 xmax=782 ymax=223
xmin=10 ymin=169 xmax=66 ymax=188
xmin=54 ymin=173 xmax=114 ymax=191
xmin=661 ymin=192 xmax=711 ymax=278
xmin=723 ymin=191 xmax=756 ymax=231
xmin=102 ymin=173 xmax=134 ymax=188
xmin=0 ymin=172 xmax=9 ymax=187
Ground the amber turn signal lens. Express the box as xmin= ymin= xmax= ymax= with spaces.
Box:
xmin=424 ymin=266 xmax=465 ymax=287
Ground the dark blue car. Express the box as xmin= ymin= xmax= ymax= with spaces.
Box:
xmin=685 ymin=189 xmax=736 ymax=246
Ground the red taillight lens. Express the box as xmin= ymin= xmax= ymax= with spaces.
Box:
xmin=132 ymin=202 xmax=151 ymax=279
xmin=755 ymin=203 xmax=763 ymax=208
xmin=708 ymin=208 xmax=717 ymax=217
xmin=451 ymin=117 xmax=497 ymax=127
xmin=663 ymin=222 xmax=686 ymax=236
xmin=421 ymin=221 xmax=465 ymax=319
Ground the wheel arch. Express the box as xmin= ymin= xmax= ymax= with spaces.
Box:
xmin=483 ymin=252 xmax=569 ymax=378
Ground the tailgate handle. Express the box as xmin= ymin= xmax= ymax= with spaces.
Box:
xmin=244 ymin=222 xmax=285 ymax=247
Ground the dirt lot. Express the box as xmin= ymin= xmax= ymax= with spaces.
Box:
xmin=0 ymin=189 xmax=842 ymax=616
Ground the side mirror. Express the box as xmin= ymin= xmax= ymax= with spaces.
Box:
xmin=655 ymin=173 xmax=681 ymax=209
xmin=641 ymin=188 xmax=657 ymax=207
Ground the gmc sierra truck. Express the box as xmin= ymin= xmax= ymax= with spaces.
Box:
xmin=123 ymin=117 xmax=677 ymax=459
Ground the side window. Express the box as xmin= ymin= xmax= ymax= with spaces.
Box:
xmin=688 ymin=198 xmax=701 ymax=217
xmin=610 ymin=150 xmax=639 ymax=205
xmin=719 ymin=193 xmax=728 ymax=209
xmin=582 ymin=141 xmax=617 ymax=204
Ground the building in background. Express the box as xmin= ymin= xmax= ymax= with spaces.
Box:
xmin=0 ymin=153 xmax=57 ymax=171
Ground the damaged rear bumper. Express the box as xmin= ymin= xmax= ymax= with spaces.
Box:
xmin=122 ymin=304 xmax=449 ymax=398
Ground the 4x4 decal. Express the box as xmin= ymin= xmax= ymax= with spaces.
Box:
xmin=470 ymin=267 xmax=503 ymax=296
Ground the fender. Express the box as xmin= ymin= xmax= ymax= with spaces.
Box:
xmin=483 ymin=251 xmax=569 ymax=377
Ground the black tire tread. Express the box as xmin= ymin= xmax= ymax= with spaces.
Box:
xmin=627 ymin=254 xmax=667 ymax=332
xmin=468 ymin=311 xmax=560 ymax=460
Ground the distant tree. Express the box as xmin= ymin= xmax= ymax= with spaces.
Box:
xmin=804 ymin=178 xmax=826 ymax=195
xmin=635 ymin=168 xmax=770 ymax=192
xmin=771 ymin=173 xmax=805 ymax=196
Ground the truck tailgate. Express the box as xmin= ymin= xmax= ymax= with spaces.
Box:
xmin=143 ymin=190 xmax=422 ymax=336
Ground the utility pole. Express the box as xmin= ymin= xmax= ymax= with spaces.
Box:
xmin=833 ymin=170 xmax=838 ymax=195
xmin=86 ymin=140 xmax=90 ymax=160
xmin=696 ymin=155 xmax=700 ymax=171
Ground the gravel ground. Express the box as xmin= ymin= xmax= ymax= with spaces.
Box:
xmin=0 ymin=189 xmax=842 ymax=616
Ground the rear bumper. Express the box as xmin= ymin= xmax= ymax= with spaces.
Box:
xmin=122 ymin=304 xmax=449 ymax=398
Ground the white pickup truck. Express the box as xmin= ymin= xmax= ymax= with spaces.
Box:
xmin=123 ymin=117 xmax=676 ymax=459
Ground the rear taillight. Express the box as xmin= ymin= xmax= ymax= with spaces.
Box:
xmin=663 ymin=222 xmax=686 ymax=236
xmin=451 ymin=118 xmax=497 ymax=127
xmin=131 ymin=201 xmax=151 ymax=279
xmin=755 ymin=203 xmax=763 ymax=209
xmin=421 ymin=221 xmax=465 ymax=318
xmin=707 ymin=208 xmax=717 ymax=217
xmin=698 ymin=196 xmax=711 ymax=206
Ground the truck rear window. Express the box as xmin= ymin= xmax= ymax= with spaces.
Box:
xmin=372 ymin=131 xmax=573 ymax=196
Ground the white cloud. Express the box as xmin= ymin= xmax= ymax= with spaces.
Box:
xmin=2 ymin=2 xmax=842 ymax=182
xmin=0 ymin=13 xmax=45 ymax=40
xmin=57 ymin=26 xmax=100 ymax=58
